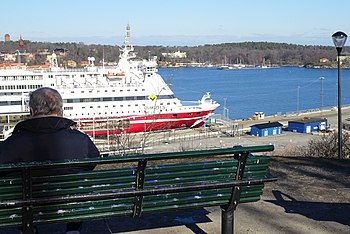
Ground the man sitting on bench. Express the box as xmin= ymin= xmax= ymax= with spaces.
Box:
xmin=0 ymin=87 xmax=100 ymax=234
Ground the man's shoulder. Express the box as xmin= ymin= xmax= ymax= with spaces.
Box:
xmin=69 ymin=128 xmax=90 ymax=136
xmin=65 ymin=128 xmax=94 ymax=142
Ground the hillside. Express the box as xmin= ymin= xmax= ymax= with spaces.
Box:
xmin=0 ymin=40 xmax=345 ymax=67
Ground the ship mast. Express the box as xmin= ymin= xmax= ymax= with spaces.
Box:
xmin=125 ymin=24 xmax=131 ymax=48
xmin=117 ymin=24 xmax=136 ymax=72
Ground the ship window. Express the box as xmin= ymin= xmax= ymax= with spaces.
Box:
xmin=188 ymin=113 xmax=192 ymax=116
xmin=135 ymin=104 xmax=138 ymax=106
xmin=127 ymin=89 xmax=130 ymax=92
xmin=120 ymin=105 xmax=123 ymax=107
xmin=97 ymin=90 xmax=100 ymax=92
xmin=126 ymin=97 xmax=134 ymax=101
xmin=105 ymin=90 xmax=108 ymax=92
xmin=120 ymin=90 xmax=123 ymax=92
xmin=142 ymin=89 xmax=145 ymax=91
xmin=10 ymin=101 xmax=21 ymax=105
xmin=90 ymin=106 xmax=93 ymax=108
xmin=112 ymin=90 xmax=115 ymax=92
xmin=113 ymin=105 xmax=116 ymax=107
xmin=71 ymin=91 xmax=74 ymax=93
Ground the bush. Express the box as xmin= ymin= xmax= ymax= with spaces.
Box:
xmin=302 ymin=131 xmax=350 ymax=159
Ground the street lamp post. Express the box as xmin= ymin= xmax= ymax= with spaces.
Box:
xmin=297 ymin=86 xmax=300 ymax=113
xmin=319 ymin=76 xmax=324 ymax=117
xmin=332 ymin=31 xmax=348 ymax=159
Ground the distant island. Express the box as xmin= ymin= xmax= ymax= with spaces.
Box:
xmin=1 ymin=38 xmax=349 ymax=69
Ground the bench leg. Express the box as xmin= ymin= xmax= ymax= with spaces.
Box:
xmin=221 ymin=208 xmax=234 ymax=234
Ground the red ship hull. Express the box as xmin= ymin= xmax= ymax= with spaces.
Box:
xmin=76 ymin=109 xmax=214 ymax=136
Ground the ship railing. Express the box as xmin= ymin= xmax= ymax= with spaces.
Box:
xmin=32 ymin=68 xmax=95 ymax=73
xmin=180 ymin=100 xmax=203 ymax=107
xmin=54 ymin=82 xmax=143 ymax=89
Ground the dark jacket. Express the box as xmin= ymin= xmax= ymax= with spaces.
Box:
xmin=0 ymin=116 xmax=100 ymax=164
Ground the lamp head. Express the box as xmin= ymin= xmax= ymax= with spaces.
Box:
xmin=332 ymin=31 xmax=348 ymax=54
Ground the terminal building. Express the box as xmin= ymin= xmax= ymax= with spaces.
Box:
xmin=287 ymin=118 xmax=327 ymax=133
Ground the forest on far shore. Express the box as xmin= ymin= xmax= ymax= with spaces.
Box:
xmin=1 ymin=39 xmax=348 ymax=68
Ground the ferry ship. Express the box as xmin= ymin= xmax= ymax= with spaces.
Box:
xmin=0 ymin=25 xmax=219 ymax=138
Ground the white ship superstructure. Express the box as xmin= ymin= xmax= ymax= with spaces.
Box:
xmin=0 ymin=25 xmax=219 ymax=138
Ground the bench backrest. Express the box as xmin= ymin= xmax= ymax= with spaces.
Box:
xmin=0 ymin=145 xmax=274 ymax=229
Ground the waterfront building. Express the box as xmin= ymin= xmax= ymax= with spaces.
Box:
xmin=3 ymin=54 xmax=16 ymax=62
xmin=250 ymin=122 xmax=283 ymax=137
xmin=287 ymin=118 xmax=327 ymax=133
xmin=161 ymin=51 xmax=187 ymax=59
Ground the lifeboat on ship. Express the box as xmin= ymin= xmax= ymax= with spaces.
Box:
xmin=107 ymin=72 xmax=125 ymax=79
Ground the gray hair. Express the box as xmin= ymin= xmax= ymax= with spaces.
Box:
xmin=29 ymin=87 xmax=63 ymax=116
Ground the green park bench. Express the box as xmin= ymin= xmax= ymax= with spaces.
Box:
xmin=0 ymin=145 xmax=276 ymax=234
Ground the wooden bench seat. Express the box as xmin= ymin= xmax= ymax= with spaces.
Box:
xmin=0 ymin=145 xmax=276 ymax=234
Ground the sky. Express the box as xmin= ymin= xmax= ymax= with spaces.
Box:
xmin=2 ymin=0 xmax=350 ymax=46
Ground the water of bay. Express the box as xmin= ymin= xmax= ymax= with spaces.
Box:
xmin=159 ymin=66 xmax=350 ymax=120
